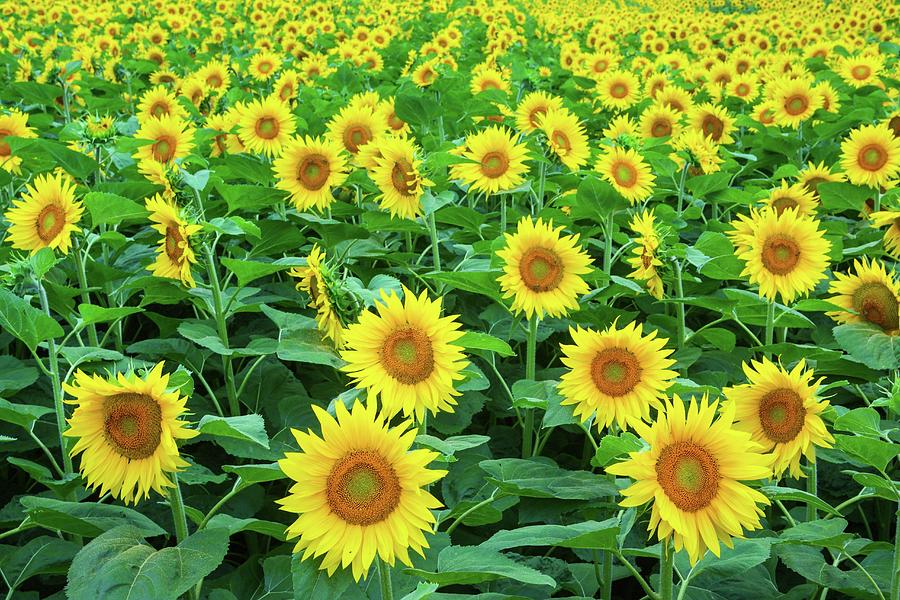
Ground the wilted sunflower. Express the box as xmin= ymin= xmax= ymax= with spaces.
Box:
xmin=724 ymin=358 xmax=833 ymax=479
xmin=449 ymin=125 xmax=530 ymax=194
xmin=371 ymin=136 xmax=432 ymax=220
xmin=145 ymin=194 xmax=202 ymax=288
xmin=278 ymin=401 xmax=445 ymax=581
xmin=869 ymin=210 xmax=900 ymax=256
xmin=761 ymin=180 xmax=819 ymax=216
xmin=840 ymin=124 xmax=900 ymax=189
xmin=729 ymin=208 xmax=831 ymax=304
xmin=827 ymin=257 xmax=900 ymax=332
xmin=559 ymin=321 xmax=677 ymax=430
xmin=0 ymin=109 xmax=37 ymax=174
xmin=497 ymin=217 xmax=593 ymax=319
xmin=238 ymin=95 xmax=296 ymax=158
xmin=327 ymin=104 xmax=383 ymax=157
xmin=515 ymin=91 xmax=564 ymax=133
xmin=64 ymin=362 xmax=197 ymax=505
xmin=274 ymin=136 xmax=349 ymax=212
xmin=288 ymin=245 xmax=346 ymax=348
xmin=538 ymin=108 xmax=590 ymax=171
xmin=607 ymin=395 xmax=772 ymax=565
xmin=340 ymin=287 xmax=467 ymax=421
xmin=627 ymin=209 xmax=664 ymax=299
xmin=596 ymin=146 xmax=655 ymax=203
xmin=4 ymin=172 xmax=83 ymax=255
xmin=134 ymin=115 xmax=196 ymax=165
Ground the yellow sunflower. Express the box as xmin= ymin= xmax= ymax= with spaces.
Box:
xmin=837 ymin=54 xmax=882 ymax=88
xmin=729 ymin=208 xmax=831 ymax=304
xmin=376 ymin=98 xmax=410 ymax=136
xmin=288 ymin=244 xmax=345 ymax=348
xmin=238 ymin=95 xmax=296 ymax=158
xmin=327 ymin=104 xmax=383 ymax=157
xmin=839 ymin=124 xmax=900 ymax=189
xmin=449 ymin=125 xmax=530 ymax=194
xmin=274 ymin=136 xmax=349 ymax=212
xmin=596 ymin=146 xmax=655 ymax=203
xmin=597 ymin=70 xmax=642 ymax=110
xmin=627 ymin=209 xmax=664 ymax=299
xmin=249 ymin=49 xmax=281 ymax=81
xmin=640 ymin=103 xmax=682 ymax=140
xmin=4 ymin=172 xmax=83 ymax=255
xmin=723 ymin=358 xmax=833 ymax=479
xmin=559 ymin=321 xmax=677 ymax=430
xmin=761 ymin=180 xmax=819 ymax=216
xmin=340 ymin=287 xmax=468 ymax=421
xmin=538 ymin=108 xmax=590 ymax=171
xmin=0 ymin=110 xmax=37 ymax=174
xmin=64 ymin=362 xmax=197 ymax=505
xmin=470 ymin=67 xmax=509 ymax=95
xmin=515 ymin=91 xmax=564 ymax=133
xmin=411 ymin=59 xmax=440 ymax=88
xmin=602 ymin=115 xmax=638 ymax=142
xmin=145 ymin=194 xmax=202 ymax=288
xmin=656 ymin=86 xmax=693 ymax=114
xmin=371 ymin=136 xmax=433 ymax=220
xmin=607 ymin=395 xmax=772 ymax=565
xmin=797 ymin=161 xmax=844 ymax=198
xmin=869 ymin=210 xmax=900 ymax=256
xmin=827 ymin=257 xmax=900 ymax=332
xmin=497 ymin=217 xmax=593 ymax=319
xmin=278 ymin=401 xmax=445 ymax=581
xmin=770 ymin=77 xmax=822 ymax=128
xmin=688 ymin=103 xmax=735 ymax=145
xmin=134 ymin=115 xmax=196 ymax=165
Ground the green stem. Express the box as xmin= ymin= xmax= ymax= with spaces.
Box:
xmin=500 ymin=195 xmax=507 ymax=235
xmin=377 ymin=557 xmax=394 ymax=600
xmin=73 ymin=238 xmax=99 ymax=347
xmin=603 ymin=210 xmax=615 ymax=276
xmin=205 ymin=247 xmax=239 ymax=416
xmin=890 ymin=500 xmax=899 ymax=600
xmin=764 ymin=299 xmax=775 ymax=356
xmin=536 ymin=159 xmax=546 ymax=214
xmin=445 ymin=490 xmax=501 ymax=535
xmin=428 ymin=210 xmax=441 ymax=273
xmin=28 ymin=427 xmax=65 ymax=478
xmin=613 ymin=550 xmax=659 ymax=600
xmin=659 ymin=539 xmax=674 ymax=600
xmin=36 ymin=278 xmax=73 ymax=475
xmin=674 ymin=261 xmax=686 ymax=370
xmin=522 ymin=314 xmax=538 ymax=458
xmin=676 ymin=162 xmax=689 ymax=217
xmin=198 ymin=479 xmax=243 ymax=530
xmin=601 ymin=550 xmax=613 ymax=600
xmin=806 ymin=460 xmax=817 ymax=522
xmin=168 ymin=473 xmax=189 ymax=545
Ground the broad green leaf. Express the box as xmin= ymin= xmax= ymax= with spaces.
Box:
xmin=0 ymin=288 xmax=64 ymax=352
xmin=686 ymin=231 xmax=743 ymax=280
xmin=291 ymin=553 xmax=365 ymax=599
xmin=0 ymin=356 xmax=39 ymax=395
xmin=0 ymin=397 xmax=54 ymax=428
xmin=480 ymin=458 xmax=618 ymax=499
xmin=196 ymin=414 xmax=270 ymax=449
xmin=760 ymin=486 xmax=841 ymax=517
xmin=457 ymin=331 xmax=515 ymax=357
xmin=416 ymin=434 xmax=490 ymax=460
xmin=424 ymin=271 xmax=504 ymax=303
xmin=406 ymin=545 xmax=555 ymax=587
xmin=479 ymin=519 xmax=619 ymax=552
xmin=78 ymin=303 xmax=143 ymax=325
xmin=832 ymin=407 xmax=883 ymax=438
xmin=20 ymin=497 xmax=166 ymax=537
xmin=0 ymin=536 xmax=79 ymax=592
xmin=82 ymin=192 xmax=150 ymax=227
xmin=832 ymin=322 xmax=900 ymax=370
xmin=220 ymin=257 xmax=291 ymax=287
xmin=222 ymin=462 xmax=286 ymax=487
xmin=592 ymin=432 xmax=644 ymax=468
xmin=834 ymin=434 xmax=897 ymax=471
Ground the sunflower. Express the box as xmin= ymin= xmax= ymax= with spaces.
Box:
xmin=727 ymin=75 xmax=759 ymax=102
xmin=869 ymin=210 xmax=900 ymax=256
xmin=274 ymin=136 xmax=349 ymax=212
xmin=376 ymin=98 xmax=410 ymax=136
xmin=628 ymin=209 xmax=664 ymax=299
xmin=63 ymin=362 xmax=197 ymax=505
xmin=538 ymin=108 xmax=590 ymax=171
xmin=640 ymin=103 xmax=682 ymax=140
xmin=470 ymin=67 xmax=509 ymax=95
xmin=761 ymin=180 xmax=819 ymax=216
xmin=278 ymin=401 xmax=445 ymax=581
xmin=837 ymin=54 xmax=882 ymax=88
xmin=340 ymin=287 xmax=468 ymax=421
xmin=134 ymin=115 xmax=196 ymax=165
xmin=656 ymin=86 xmax=693 ymax=114
xmin=497 ymin=217 xmax=593 ymax=319
xmin=839 ymin=124 xmax=900 ymax=189
xmin=411 ymin=59 xmax=439 ymax=87
xmin=327 ymin=104 xmax=383 ymax=157
xmin=602 ymin=115 xmax=638 ymax=142
xmin=827 ymin=257 xmax=900 ymax=332
xmin=205 ymin=113 xmax=232 ymax=158
xmin=371 ymin=136 xmax=433 ymax=220
xmin=288 ymin=245 xmax=346 ymax=348
xmin=596 ymin=146 xmax=655 ymax=203
xmin=197 ymin=60 xmax=230 ymax=92
xmin=688 ymin=103 xmax=735 ymax=145
xmin=274 ymin=70 xmax=301 ymax=105
xmin=238 ymin=95 xmax=296 ymax=158
xmin=797 ymin=161 xmax=844 ymax=198
xmin=729 ymin=208 xmax=831 ymax=304
xmin=815 ymin=81 xmax=841 ymax=114
xmin=0 ymin=110 xmax=37 ymax=174
xmin=449 ymin=125 xmax=530 ymax=194
xmin=559 ymin=321 xmax=676 ymax=430
xmin=770 ymin=77 xmax=822 ymax=128
xmin=145 ymin=194 xmax=202 ymax=288
xmin=607 ymin=395 xmax=771 ymax=565
xmin=515 ymin=91 xmax=564 ymax=133
xmin=249 ymin=49 xmax=281 ymax=81
xmin=4 ymin=172 xmax=83 ymax=255
xmin=597 ymin=70 xmax=641 ymax=110
xmin=723 ymin=358 xmax=833 ymax=479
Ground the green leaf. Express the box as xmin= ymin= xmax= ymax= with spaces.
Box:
xmin=457 ymin=331 xmax=515 ymax=357
xmin=204 ymin=514 xmax=286 ymax=541
xmin=686 ymin=538 xmax=772 ymax=580
xmin=832 ymin=322 xmax=900 ymax=370
xmin=20 ymin=497 xmax=166 ymax=537
xmin=0 ymin=397 xmax=54 ymax=428
xmin=219 ymin=183 xmax=287 ymax=214
xmin=291 ymin=553 xmax=364 ymax=598
xmin=416 ymin=434 xmax=490 ymax=460
xmin=424 ymin=271 xmax=504 ymax=303
xmin=78 ymin=303 xmax=143 ymax=325
xmin=394 ymin=92 xmax=441 ymax=126
xmin=480 ymin=458 xmax=618 ymax=499
xmin=9 ymin=137 xmax=99 ymax=179
xmin=479 ymin=519 xmax=619 ymax=552
xmin=222 ymin=462 xmax=286 ymax=488
xmin=686 ymin=231 xmax=743 ymax=280
xmin=832 ymin=407 xmax=883 ymax=438
xmin=0 ymin=536 xmax=79 ymax=592
xmin=196 ymin=414 xmax=270 ymax=449
xmin=0 ymin=288 xmax=64 ymax=352
xmin=777 ymin=518 xmax=851 ymax=547
xmin=817 ymin=182 xmax=872 ymax=213
xmin=220 ymin=258 xmax=291 ymax=287
xmin=82 ymin=192 xmax=150 ymax=227
xmin=592 ymin=432 xmax=644 ymax=468
xmin=0 ymin=356 xmax=39 ymax=394
xmin=407 ymin=545 xmax=555 ymax=587
xmin=260 ymin=305 xmax=344 ymax=367
xmin=834 ymin=434 xmax=897 ymax=472
xmin=760 ymin=486 xmax=841 ymax=517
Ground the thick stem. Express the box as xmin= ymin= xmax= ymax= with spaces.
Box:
xmin=500 ymin=195 xmax=507 ymax=235
xmin=603 ymin=210 xmax=615 ymax=276
xmin=601 ymin=550 xmax=613 ymax=600
xmin=36 ymin=279 xmax=74 ymax=475
xmin=522 ymin=314 xmax=538 ymax=458
xmin=377 ymin=557 xmax=394 ymax=600
xmin=536 ymin=159 xmax=546 ymax=215
xmin=764 ymin=299 xmax=776 ymax=357
xmin=205 ymin=248 xmax=239 ymax=416
xmin=674 ymin=261 xmax=686 ymax=374
xmin=807 ymin=460 xmax=818 ymax=522
xmin=676 ymin=163 xmax=689 ymax=217
xmin=659 ymin=539 xmax=674 ymax=600
xmin=168 ymin=473 xmax=189 ymax=545
xmin=891 ymin=501 xmax=899 ymax=600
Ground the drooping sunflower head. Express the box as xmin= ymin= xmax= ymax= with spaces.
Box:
xmin=145 ymin=194 xmax=202 ymax=288
xmin=0 ymin=109 xmax=38 ymax=174
xmin=607 ymin=394 xmax=772 ymax=565
xmin=827 ymin=257 xmax=900 ymax=332
xmin=559 ymin=321 xmax=677 ymax=430
xmin=63 ymin=362 xmax=198 ymax=505
xmin=596 ymin=146 xmax=656 ymax=203
xmin=731 ymin=207 xmax=832 ymax=304
xmin=515 ymin=90 xmax=564 ymax=133
xmin=288 ymin=244 xmax=347 ymax=348
xmin=237 ymin=94 xmax=297 ymax=158
xmin=340 ymin=287 xmax=468 ymax=421
xmin=4 ymin=172 xmax=83 ymax=255
xmin=815 ymin=81 xmax=841 ymax=113
xmin=411 ymin=59 xmax=440 ymax=87
xmin=371 ymin=135 xmax=433 ymax=220
xmin=278 ymin=401 xmax=446 ymax=581
xmin=497 ymin=217 xmax=593 ymax=319
xmin=761 ymin=179 xmax=819 ymax=217
xmin=273 ymin=135 xmax=349 ymax=212
xmin=627 ymin=209 xmax=665 ymax=299
xmin=723 ymin=358 xmax=833 ymax=479
xmin=840 ymin=123 xmax=900 ymax=189
xmin=537 ymin=108 xmax=590 ymax=171
xmin=274 ymin=69 xmax=301 ymax=105
xmin=134 ymin=115 xmax=196 ymax=165
xmin=449 ymin=125 xmax=530 ymax=195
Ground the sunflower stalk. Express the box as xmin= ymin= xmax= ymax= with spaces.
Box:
xmin=427 ymin=209 xmax=441 ymax=273
xmin=377 ymin=557 xmax=394 ymax=600
xmin=673 ymin=260 xmax=686 ymax=364
xmin=806 ymin=460 xmax=817 ymax=522
xmin=764 ymin=299 xmax=776 ymax=357
xmin=168 ymin=473 xmax=189 ymax=545
xmin=204 ymin=245 xmax=240 ymax=416
xmin=891 ymin=500 xmax=900 ymax=600
xmin=659 ymin=539 xmax=675 ymax=600
xmin=522 ymin=314 xmax=539 ymax=458
xmin=73 ymin=236 xmax=100 ymax=347
xmin=603 ymin=209 xmax=615 ymax=276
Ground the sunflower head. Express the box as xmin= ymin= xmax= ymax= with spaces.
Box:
xmin=827 ymin=257 xmax=900 ymax=332
xmin=145 ymin=194 xmax=202 ymax=288
xmin=238 ymin=94 xmax=297 ymax=158
xmin=449 ymin=125 xmax=530 ymax=194
xmin=840 ymin=123 xmax=900 ymax=189
xmin=274 ymin=135 xmax=349 ymax=212
xmin=596 ymin=146 xmax=656 ymax=203
xmin=4 ymin=172 xmax=84 ymax=255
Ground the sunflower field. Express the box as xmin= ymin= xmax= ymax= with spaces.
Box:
xmin=1 ymin=0 xmax=899 ymax=598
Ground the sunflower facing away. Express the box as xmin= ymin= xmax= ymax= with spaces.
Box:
xmin=627 ymin=209 xmax=664 ymax=299
xmin=596 ymin=146 xmax=656 ymax=203
xmin=340 ymin=287 xmax=467 ymax=421
xmin=274 ymin=136 xmax=349 ymax=212
xmin=134 ymin=115 xmax=196 ymax=165
xmin=839 ymin=124 xmax=900 ymax=189
xmin=729 ymin=208 xmax=831 ymax=304
xmin=497 ymin=217 xmax=593 ymax=319
xmin=288 ymin=244 xmax=346 ymax=348
xmin=145 ymin=194 xmax=202 ymax=288
xmin=238 ymin=95 xmax=297 ymax=157
xmin=278 ymin=401 xmax=446 ymax=581
xmin=64 ymin=362 xmax=197 ymax=505
xmin=4 ymin=172 xmax=84 ymax=255
xmin=0 ymin=109 xmax=37 ymax=174
xmin=724 ymin=358 xmax=833 ymax=479
xmin=538 ymin=108 xmax=590 ymax=171
xmin=827 ymin=257 xmax=900 ymax=332
xmin=371 ymin=135 xmax=433 ymax=220
xmin=607 ymin=395 xmax=772 ymax=565
xmin=449 ymin=125 xmax=530 ymax=194
xmin=559 ymin=321 xmax=677 ymax=430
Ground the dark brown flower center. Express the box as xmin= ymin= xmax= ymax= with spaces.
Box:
xmin=590 ymin=347 xmax=642 ymax=396
xmin=852 ymin=282 xmax=900 ymax=331
xmin=771 ymin=196 xmax=799 ymax=215
xmin=758 ymin=388 xmax=806 ymax=443
xmin=151 ymin=135 xmax=176 ymax=163
xmin=150 ymin=102 xmax=169 ymax=117
xmin=701 ymin=114 xmax=725 ymax=141
xmin=480 ymin=151 xmax=509 ymax=178
xmin=610 ymin=82 xmax=628 ymax=99
xmin=803 ymin=176 xmax=827 ymax=196
xmin=656 ymin=441 xmax=720 ymax=512
xmin=326 ymin=451 xmax=401 ymax=526
xmin=380 ymin=327 xmax=434 ymax=384
xmin=528 ymin=106 xmax=548 ymax=129
xmin=390 ymin=160 xmax=416 ymax=196
xmin=103 ymin=392 xmax=163 ymax=460
xmin=761 ymin=234 xmax=800 ymax=275
xmin=165 ymin=224 xmax=185 ymax=261
xmin=651 ymin=119 xmax=672 ymax=138
xmin=298 ymin=154 xmax=330 ymax=190
xmin=551 ymin=130 xmax=572 ymax=153
xmin=36 ymin=204 xmax=66 ymax=242
xmin=858 ymin=144 xmax=888 ymax=171
xmin=851 ymin=64 xmax=871 ymax=80
xmin=255 ymin=117 xmax=279 ymax=140
xmin=343 ymin=124 xmax=371 ymax=153
xmin=784 ymin=94 xmax=809 ymax=116
xmin=518 ymin=246 xmax=563 ymax=292
xmin=612 ymin=160 xmax=638 ymax=187
xmin=0 ymin=128 xmax=10 ymax=157
xmin=889 ymin=116 xmax=900 ymax=139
